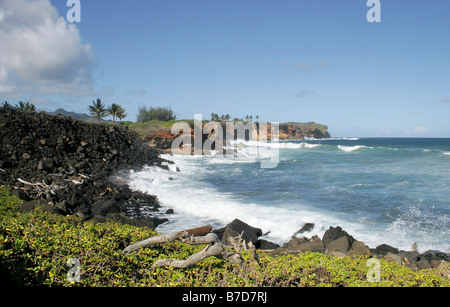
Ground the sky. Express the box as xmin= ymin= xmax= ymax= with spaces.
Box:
xmin=1 ymin=0 xmax=449 ymax=137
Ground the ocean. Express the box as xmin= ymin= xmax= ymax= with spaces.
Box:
xmin=127 ymin=137 xmax=450 ymax=253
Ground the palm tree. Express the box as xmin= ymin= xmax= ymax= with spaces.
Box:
xmin=88 ymin=98 xmax=107 ymax=124
xmin=116 ymin=105 xmax=127 ymax=122
xmin=16 ymin=101 xmax=36 ymax=112
xmin=211 ymin=113 xmax=220 ymax=122
xmin=106 ymin=103 xmax=125 ymax=123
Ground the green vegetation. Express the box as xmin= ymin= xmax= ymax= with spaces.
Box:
xmin=88 ymin=99 xmax=127 ymax=124
xmin=107 ymin=103 xmax=127 ymax=123
xmin=137 ymin=106 xmax=176 ymax=123
xmin=1 ymin=186 xmax=448 ymax=287
xmin=15 ymin=101 xmax=37 ymax=113
xmin=88 ymin=99 xmax=108 ymax=124
xmin=122 ymin=120 xmax=178 ymax=136
xmin=1 ymin=101 xmax=36 ymax=112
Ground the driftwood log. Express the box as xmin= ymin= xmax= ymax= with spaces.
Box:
xmin=122 ymin=226 xmax=259 ymax=269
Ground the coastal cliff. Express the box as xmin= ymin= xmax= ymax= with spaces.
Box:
xmin=1 ymin=107 xmax=448 ymax=286
xmin=142 ymin=121 xmax=331 ymax=152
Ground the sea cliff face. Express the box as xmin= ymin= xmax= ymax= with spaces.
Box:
xmin=278 ymin=122 xmax=331 ymax=140
xmin=142 ymin=121 xmax=331 ymax=152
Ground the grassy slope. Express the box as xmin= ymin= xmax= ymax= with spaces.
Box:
xmin=0 ymin=186 xmax=448 ymax=287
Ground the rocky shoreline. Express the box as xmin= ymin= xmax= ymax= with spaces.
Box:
xmin=1 ymin=107 xmax=448 ymax=276
xmin=0 ymin=107 xmax=170 ymax=229
xmin=213 ymin=219 xmax=449 ymax=274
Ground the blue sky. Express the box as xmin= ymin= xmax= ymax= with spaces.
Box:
xmin=1 ymin=0 xmax=450 ymax=137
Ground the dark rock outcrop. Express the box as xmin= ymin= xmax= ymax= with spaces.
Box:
xmin=0 ymin=107 xmax=168 ymax=228
xmin=213 ymin=219 xmax=263 ymax=246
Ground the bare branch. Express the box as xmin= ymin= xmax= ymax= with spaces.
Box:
xmin=122 ymin=226 xmax=260 ymax=271
xmin=151 ymin=244 xmax=225 ymax=269
xmin=122 ymin=232 xmax=181 ymax=254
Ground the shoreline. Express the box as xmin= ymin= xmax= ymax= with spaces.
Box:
xmin=1 ymin=107 xmax=448 ymax=274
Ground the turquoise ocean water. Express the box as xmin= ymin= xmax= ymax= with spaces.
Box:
xmin=128 ymin=138 xmax=450 ymax=253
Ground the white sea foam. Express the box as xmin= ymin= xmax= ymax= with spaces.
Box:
xmin=337 ymin=145 xmax=371 ymax=152
xmin=127 ymin=154 xmax=347 ymax=245
xmin=305 ymin=137 xmax=360 ymax=141
xmin=126 ymin=142 xmax=450 ymax=252
xmin=231 ymin=140 xmax=321 ymax=150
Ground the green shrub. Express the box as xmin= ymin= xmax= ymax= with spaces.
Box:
xmin=0 ymin=186 xmax=23 ymax=215
xmin=0 ymin=187 xmax=448 ymax=287
xmin=137 ymin=106 xmax=176 ymax=122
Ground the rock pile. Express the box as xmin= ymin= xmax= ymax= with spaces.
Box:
xmin=279 ymin=225 xmax=449 ymax=272
xmin=211 ymin=219 xmax=449 ymax=273
xmin=0 ymin=107 xmax=169 ymax=228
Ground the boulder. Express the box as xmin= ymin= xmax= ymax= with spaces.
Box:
xmin=66 ymin=192 xmax=90 ymax=213
xmin=292 ymin=223 xmax=315 ymax=238
xmin=221 ymin=227 xmax=240 ymax=246
xmin=419 ymin=250 xmax=449 ymax=262
xmin=297 ymin=236 xmax=325 ymax=253
xmin=183 ymin=225 xmax=213 ymax=237
xmin=436 ymin=261 xmax=450 ymax=279
xmin=256 ymin=239 xmax=280 ymax=250
xmin=373 ymin=244 xmax=399 ymax=256
xmin=322 ymin=226 xmax=355 ymax=247
xmin=413 ymin=257 xmax=431 ymax=270
xmin=213 ymin=219 xmax=262 ymax=245
xmin=346 ymin=240 xmax=371 ymax=257
xmin=398 ymin=250 xmax=419 ymax=263
xmin=91 ymin=199 xmax=120 ymax=216
xmin=284 ymin=237 xmax=309 ymax=250
xmin=384 ymin=253 xmax=402 ymax=266
xmin=326 ymin=236 xmax=350 ymax=253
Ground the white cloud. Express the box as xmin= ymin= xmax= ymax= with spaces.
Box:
xmin=403 ymin=126 xmax=431 ymax=136
xmin=0 ymin=0 xmax=95 ymax=96
xmin=439 ymin=96 xmax=450 ymax=103
xmin=412 ymin=126 xmax=431 ymax=134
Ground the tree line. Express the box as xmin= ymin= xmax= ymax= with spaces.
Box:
xmin=3 ymin=99 xmax=259 ymax=124
xmin=2 ymin=101 xmax=37 ymax=112
xmin=88 ymin=98 xmax=127 ymax=123
xmin=211 ymin=113 xmax=260 ymax=122
xmin=2 ymin=99 xmax=128 ymax=124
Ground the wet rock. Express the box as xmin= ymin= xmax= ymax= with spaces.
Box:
xmin=292 ymin=223 xmax=315 ymax=238
xmin=213 ymin=219 xmax=263 ymax=245
xmin=373 ymin=244 xmax=399 ymax=256
xmin=322 ymin=226 xmax=355 ymax=248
